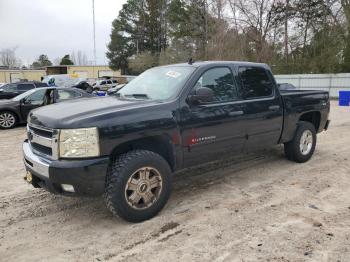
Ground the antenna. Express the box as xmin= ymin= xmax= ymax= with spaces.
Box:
xmin=188 ymin=58 xmax=194 ymax=65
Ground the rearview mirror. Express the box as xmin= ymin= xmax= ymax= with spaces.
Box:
xmin=188 ymin=87 xmax=214 ymax=105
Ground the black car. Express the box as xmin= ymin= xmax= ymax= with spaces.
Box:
xmin=0 ymin=87 xmax=92 ymax=129
xmin=0 ymin=81 xmax=48 ymax=100
xmin=72 ymin=80 xmax=93 ymax=93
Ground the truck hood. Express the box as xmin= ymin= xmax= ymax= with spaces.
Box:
xmin=28 ymin=96 xmax=160 ymax=128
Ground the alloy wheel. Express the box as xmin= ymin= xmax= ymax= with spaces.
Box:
xmin=124 ymin=167 xmax=163 ymax=210
xmin=0 ymin=112 xmax=15 ymax=128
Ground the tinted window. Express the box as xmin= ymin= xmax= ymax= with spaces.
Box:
xmin=24 ymin=89 xmax=46 ymax=105
xmin=36 ymin=82 xmax=49 ymax=87
xmin=57 ymin=89 xmax=81 ymax=100
xmin=1 ymin=84 xmax=17 ymax=92
xmin=101 ymin=81 xmax=106 ymax=85
xmin=17 ymin=84 xmax=34 ymax=91
xmin=238 ymin=67 xmax=273 ymax=99
xmin=194 ymin=67 xmax=238 ymax=102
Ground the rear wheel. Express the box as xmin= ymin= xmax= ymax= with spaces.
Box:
xmin=0 ymin=111 xmax=17 ymax=129
xmin=104 ymin=150 xmax=172 ymax=222
xmin=284 ymin=121 xmax=316 ymax=163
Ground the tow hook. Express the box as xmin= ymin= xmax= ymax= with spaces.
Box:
xmin=24 ymin=171 xmax=32 ymax=184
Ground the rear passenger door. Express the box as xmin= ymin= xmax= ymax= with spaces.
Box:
xmin=237 ymin=66 xmax=283 ymax=150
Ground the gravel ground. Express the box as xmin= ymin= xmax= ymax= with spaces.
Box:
xmin=0 ymin=101 xmax=349 ymax=262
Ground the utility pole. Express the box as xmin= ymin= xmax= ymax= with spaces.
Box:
xmin=92 ymin=0 xmax=97 ymax=78
xmin=92 ymin=0 xmax=97 ymax=66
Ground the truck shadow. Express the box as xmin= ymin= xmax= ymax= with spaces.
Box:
xmin=7 ymin=146 xmax=287 ymax=226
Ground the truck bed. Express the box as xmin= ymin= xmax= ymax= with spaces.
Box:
xmin=279 ymin=89 xmax=330 ymax=143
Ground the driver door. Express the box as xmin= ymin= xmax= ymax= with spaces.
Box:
xmin=20 ymin=89 xmax=49 ymax=120
xmin=179 ymin=66 xmax=247 ymax=167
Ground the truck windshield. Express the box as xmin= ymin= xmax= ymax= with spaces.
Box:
xmin=118 ymin=66 xmax=195 ymax=100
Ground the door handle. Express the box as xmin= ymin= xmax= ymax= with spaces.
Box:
xmin=229 ymin=110 xmax=244 ymax=116
xmin=268 ymin=105 xmax=280 ymax=111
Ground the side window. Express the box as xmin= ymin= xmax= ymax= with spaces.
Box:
xmin=57 ymin=90 xmax=81 ymax=100
xmin=24 ymin=89 xmax=46 ymax=105
xmin=17 ymin=84 xmax=34 ymax=91
xmin=36 ymin=82 xmax=48 ymax=87
xmin=1 ymin=84 xmax=17 ymax=92
xmin=101 ymin=81 xmax=106 ymax=85
xmin=194 ymin=67 xmax=238 ymax=103
xmin=238 ymin=67 xmax=274 ymax=99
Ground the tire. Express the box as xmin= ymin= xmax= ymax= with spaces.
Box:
xmin=284 ymin=121 xmax=317 ymax=163
xmin=0 ymin=111 xmax=17 ymax=129
xmin=104 ymin=150 xmax=172 ymax=223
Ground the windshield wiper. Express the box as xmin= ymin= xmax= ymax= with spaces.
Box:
xmin=123 ymin=94 xmax=150 ymax=100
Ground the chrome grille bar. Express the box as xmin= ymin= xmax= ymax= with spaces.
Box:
xmin=27 ymin=124 xmax=59 ymax=160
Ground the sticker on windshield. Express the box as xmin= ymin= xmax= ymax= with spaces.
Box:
xmin=166 ymin=71 xmax=181 ymax=78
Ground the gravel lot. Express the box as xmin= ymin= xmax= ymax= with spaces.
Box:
xmin=0 ymin=101 xmax=349 ymax=262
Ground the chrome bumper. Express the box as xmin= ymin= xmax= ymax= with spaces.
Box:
xmin=23 ymin=142 xmax=51 ymax=178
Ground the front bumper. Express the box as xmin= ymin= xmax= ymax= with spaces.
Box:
xmin=23 ymin=141 xmax=109 ymax=196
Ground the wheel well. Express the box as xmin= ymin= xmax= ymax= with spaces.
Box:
xmin=0 ymin=110 xmax=19 ymax=121
xmin=109 ymin=136 xmax=176 ymax=171
xmin=299 ymin=111 xmax=321 ymax=131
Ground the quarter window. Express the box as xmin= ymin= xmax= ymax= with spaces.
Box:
xmin=238 ymin=67 xmax=273 ymax=99
xmin=194 ymin=67 xmax=238 ymax=102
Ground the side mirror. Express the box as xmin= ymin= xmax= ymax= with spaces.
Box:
xmin=188 ymin=87 xmax=214 ymax=105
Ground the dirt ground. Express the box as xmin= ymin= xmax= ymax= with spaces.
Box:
xmin=0 ymin=101 xmax=349 ymax=262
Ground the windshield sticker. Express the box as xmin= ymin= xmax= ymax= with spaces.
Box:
xmin=166 ymin=71 xmax=182 ymax=78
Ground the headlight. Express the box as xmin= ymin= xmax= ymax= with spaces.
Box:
xmin=59 ymin=127 xmax=100 ymax=158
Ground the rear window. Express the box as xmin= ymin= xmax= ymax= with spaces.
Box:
xmin=36 ymin=82 xmax=49 ymax=87
xmin=17 ymin=84 xmax=35 ymax=91
xmin=238 ymin=67 xmax=274 ymax=99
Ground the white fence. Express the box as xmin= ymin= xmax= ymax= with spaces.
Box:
xmin=275 ymin=73 xmax=350 ymax=98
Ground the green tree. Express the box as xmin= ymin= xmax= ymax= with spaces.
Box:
xmin=59 ymin=54 xmax=74 ymax=65
xmin=31 ymin=54 xmax=52 ymax=68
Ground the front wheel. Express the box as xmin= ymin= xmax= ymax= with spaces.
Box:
xmin=0 ymin=111 xmax=17 ymax=129
xmin=104 ymin=150 xmax=172 ymax=222
xmin=284 ymin=121 xmax=317 ymax=163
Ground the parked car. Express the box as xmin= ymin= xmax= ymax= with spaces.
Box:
xmin=106 ymin=84 xmax=125 ymax=96
xmin=0 ymin=87 xmax=92 ymax=129
xmin=92 ymin=79 xmax=118 ymax=91
xmin=72 ymin=80 xmax=93 ymax=93
xmin=278 ymin=83 xmax=297 ymax=90
xmin=0 ymin=81 xmax=48 ymax=100
xmin=23 ymin=61 xmax=330 ymax=222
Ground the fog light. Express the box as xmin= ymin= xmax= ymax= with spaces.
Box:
xmin=61 ymin=184 xmax=75 ymax=193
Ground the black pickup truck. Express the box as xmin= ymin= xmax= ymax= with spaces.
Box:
xmin=23 ymin=61 xmax=330 ymax=222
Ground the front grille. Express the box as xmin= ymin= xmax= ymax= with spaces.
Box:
xmin=27 ymin=124 xmax=59 ymax=160
xmin=31 ymin=142 xmax=53 ymax=156
xmin=29 ymin=125 xmax=52 ymax=138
